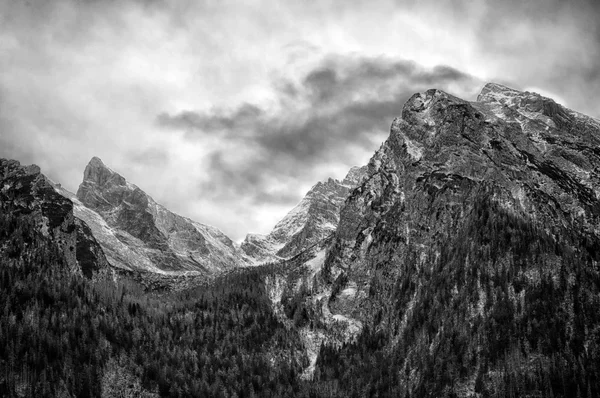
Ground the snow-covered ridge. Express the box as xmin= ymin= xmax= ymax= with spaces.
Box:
xmin=241 ymin=165 xmax=368 ymax=264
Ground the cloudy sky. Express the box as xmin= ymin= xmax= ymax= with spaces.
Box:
xmin=1 ymin=0 xmax=599 ymax=241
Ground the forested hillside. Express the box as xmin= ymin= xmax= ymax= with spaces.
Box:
xmin=0 ymin=206 xmax=306 ymax=397
xmin=310 ymin=187 xmax=600 ymax=397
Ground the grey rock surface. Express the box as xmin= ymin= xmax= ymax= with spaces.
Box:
xmin=241 ymin=166 xmax=368 ymax=264
xmin=0 ymin=158 xmax=110 ymax=277
xmin=73 ymin=157 xmax=250 ymax=273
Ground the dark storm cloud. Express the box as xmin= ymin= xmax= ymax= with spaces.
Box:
xmin=200 ymin=152 xmax=300 ymax=206
xmin=157 ymin=104 xmax=264 ymax=133
xmin=157 ymin=55 xmax=480 ymax=206
xmin=303 ymin=68 xmax=339 ymax=101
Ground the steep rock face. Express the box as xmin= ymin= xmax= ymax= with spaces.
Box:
xmin=0 ymin=159 xmax=110 ymax=277
xmin=324 ymin=83 xmax=600 ymax=320
xmin=289 ymin=83 xmax=600 ymax=393
xmin=55 ymin=186 xmax=161 ymax=272
xmin=242 ymin=166 xmax=367 ymax=264
xmin=74 ymin=157 xmax=249 ymax=273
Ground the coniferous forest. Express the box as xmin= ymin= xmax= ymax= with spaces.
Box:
xmin=2 ymin=187 xmax=600 ymax=397
xmin=311 ymin=192 xmax=600 ymax=397
xmin=0 ymin=207 xmax=306 ymax=397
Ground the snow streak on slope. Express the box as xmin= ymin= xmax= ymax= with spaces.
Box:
xmin=242 ymin=167 xmax=367 ymax=264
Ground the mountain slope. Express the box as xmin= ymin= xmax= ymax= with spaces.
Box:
xmin=276 ymin=83 xmax=600 ymax=396
xmin=72 ymin=157 xmax=250 ymax=273
xmin=242 ymin=166 xmax=367 ymax=264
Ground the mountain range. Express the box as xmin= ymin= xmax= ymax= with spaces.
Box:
xmin=45 ymin=153 xmax=368 ymax=274
xmin=55 ymin=156 xmax=250 ymax=274
xmin=1 ymin=82 xmax=600 ymax=397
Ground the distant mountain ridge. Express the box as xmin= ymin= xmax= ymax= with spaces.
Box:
xmin=241 ymin=166 xmax=368 ymax=264
xmin=3 ymin=154 xmax=368 ymax=275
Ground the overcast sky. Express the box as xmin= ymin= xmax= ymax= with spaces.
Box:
xmin=1 ymin=0 xmax=599 ymax=241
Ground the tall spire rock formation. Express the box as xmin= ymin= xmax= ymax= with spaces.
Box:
xmin=241 ymin=166 xmax=368 ymax=263
xmin=72 ymin=157 xmax=249 ymax=273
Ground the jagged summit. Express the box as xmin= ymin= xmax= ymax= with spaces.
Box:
xmin=77 ymin=157 xmax=132 ymax=213
xmin=0 ymin=159 xmax=41 ymax=177
xmin=84 ymin=156 xmax=110 ymax=179
xmin=476 ymin=82 xmax=569 ymax=112
xmin=477 ymin=82 xmax=522 ymax=102
xmin=77 ymin=156 xmax=370 ymax=267
xmin=81 ymin=156 xmax=124 ymax=187
xmin=72 ymin=157 xmax=249 ymax=273
xmin=241 ymin=166 xmax=368 ymax=263
xmin=403 ymin=82 xmax=570 ymax=123
xmin=88 ymin=156 xmax=105 ymax=168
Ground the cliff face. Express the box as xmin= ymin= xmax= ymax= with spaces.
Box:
xmin=277 ymin=83 xmax=600 ymax=394
xmin=326 ymin=83 xmax=600 ymax=314
xmin=242 ymin=166 xmax=368 ymax=264
xmin=74 ymin=157 xmax=250 ymax=273
xmin=0 ymin=159 xmax=109 ymax=277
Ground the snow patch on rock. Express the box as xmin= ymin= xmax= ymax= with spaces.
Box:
xmin=305 ymin=249 xmax=326 ymax=279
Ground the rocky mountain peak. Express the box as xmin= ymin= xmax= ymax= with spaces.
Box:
xmin=402 ymin=83 xmax=570 ymax=131
xmin=242 ymin=166 xmax=368 ymax=263
xmin=476 ymin=82 xmax=522 ymax=102
xmin=1 ymin=160 xmax=41 ymax=179
xmin=477 ymin=82 xmax=579 ymax=130
xmin=73 ymin=157 xmax=249 ymax=273
xmin=82 ymin=156 xmax=125 ymax=188
xmin=88 ymin=156 xmax=105 ymax=167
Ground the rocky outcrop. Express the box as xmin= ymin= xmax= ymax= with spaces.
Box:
xmin=72 ymin=157 xmax=250 ymax=273
xmin=242 ymin=166 xmax=368 ymax=264
xmin=0 ymin=159 xmax=110 ymax=277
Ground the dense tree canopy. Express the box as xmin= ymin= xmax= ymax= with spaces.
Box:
xmin=0 ymin=208 xmax=305 ymax=397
